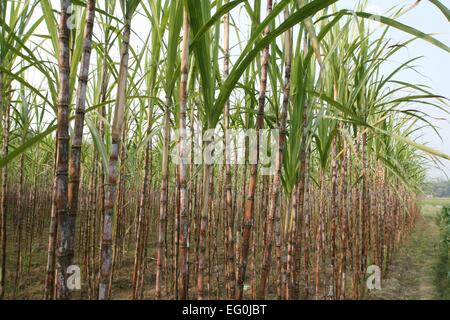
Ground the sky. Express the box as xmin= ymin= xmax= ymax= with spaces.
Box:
xmin=337 ymin=0 xmax=450 ymax=179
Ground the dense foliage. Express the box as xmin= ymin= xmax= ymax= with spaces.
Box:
xmin=0 ymin=0 xmax=450 ymax=300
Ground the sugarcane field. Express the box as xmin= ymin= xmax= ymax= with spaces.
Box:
xmin=2 ymin=0 xmax=450 ymax=305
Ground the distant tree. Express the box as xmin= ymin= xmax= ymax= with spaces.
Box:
xmin=424 ymin=180 xmax=450 ymax=198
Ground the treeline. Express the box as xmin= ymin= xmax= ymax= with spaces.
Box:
xmin=424 ymin=180 xmax=450 ymax=198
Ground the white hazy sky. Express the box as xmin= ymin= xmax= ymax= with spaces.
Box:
xmin=337 ymin=0 xmax=450 ymax=179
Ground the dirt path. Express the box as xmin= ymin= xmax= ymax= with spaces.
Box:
xmin=368 ymin=210 xmax=449 ymax=300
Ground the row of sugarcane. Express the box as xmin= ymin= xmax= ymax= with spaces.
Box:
xmin=0 ymin=0 xmax=449 ymax=300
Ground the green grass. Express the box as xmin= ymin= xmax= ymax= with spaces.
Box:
xmin=420 ymin=197 xmax=450 ymax=206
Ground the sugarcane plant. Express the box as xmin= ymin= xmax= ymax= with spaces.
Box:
xmin=0 ymin=0 xmax=449 ymax=301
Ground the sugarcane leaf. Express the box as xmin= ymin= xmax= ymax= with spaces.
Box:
xmin=340 ymin=10 xmax=450 ymax=53
xmin=429 ymin=0 xmax=450 ymax=22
